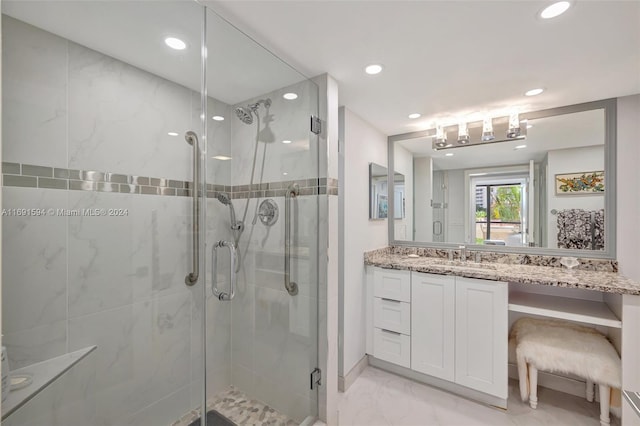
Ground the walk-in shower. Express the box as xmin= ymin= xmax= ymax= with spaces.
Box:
xmin=1 ymin=2 xmax=321 ymax=426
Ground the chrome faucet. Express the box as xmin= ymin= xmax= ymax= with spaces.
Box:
xmin=458 ymin=245 xmax=467 ymax=262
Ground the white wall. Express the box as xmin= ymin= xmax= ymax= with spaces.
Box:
xmin=414 ymin=157 xmax=433 ymax=241
xmin=339 ymin=107 xmax=387 ymax=379
xmin=546 ymin=145 xmax=605 ymax=248
xmin=446 ymin=169 xmax=466 ymax=243
xmin=617 ymin=95 xmax=640 ymax=424
xmin=394 ymin=144 xmax=414 ymax=241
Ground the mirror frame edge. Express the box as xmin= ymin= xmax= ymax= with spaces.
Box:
xmin=387 ymin=97 xmax=617 ymax=260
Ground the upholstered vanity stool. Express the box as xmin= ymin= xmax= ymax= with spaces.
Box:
xmin=510 ymin=317 xmax=621 ymax=426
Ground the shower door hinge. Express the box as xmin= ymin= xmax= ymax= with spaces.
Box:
xmin=310 ymin=367 xmax=322 ymax=390
xmin=311 ymin=115 xmax=322 ymax=135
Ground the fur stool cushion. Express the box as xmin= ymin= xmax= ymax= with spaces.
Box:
xmin=510 ymin=317 xmax=621 ymax=425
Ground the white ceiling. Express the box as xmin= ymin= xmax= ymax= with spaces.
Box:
xmin=2 ymin=0 xmax=307 ymax=106
xmin=4 ymin=1 xmax=639 ymax=135
xmin=397 ymin=108 xmax=604 ymax=170
xmin=209 ymin=0 xmax=640 ymax=135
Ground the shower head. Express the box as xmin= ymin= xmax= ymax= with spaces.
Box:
xmin=234 ymin=98 xmax=272 ymax=125
xmin=235 ymin=106 xmax=253 ymax=125
xmin=216 ymin=192 xmax=242 ymax=232
xmin=216 ymin=192 xmax=232 ymax=205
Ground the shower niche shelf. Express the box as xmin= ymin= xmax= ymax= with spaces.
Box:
xmin=1 ymin=345 xmax=97 ymax=420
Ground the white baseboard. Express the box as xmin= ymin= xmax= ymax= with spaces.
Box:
xmin=338 ymin=355 xmax=369 ymax=392
xmin=508 ymin=362 xmax=588 ymax=399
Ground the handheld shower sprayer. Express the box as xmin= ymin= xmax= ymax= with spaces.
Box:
xmin=216 ymin=192 xmax=243 ymax=233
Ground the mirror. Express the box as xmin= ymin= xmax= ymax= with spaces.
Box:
xmin=369 ymin=163 xmax=406 ymax=220
xmin=388 ymin=100 xmax=615 ymax=257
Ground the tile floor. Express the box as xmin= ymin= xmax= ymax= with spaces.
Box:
xmin=337 ymin=366 xmax=620 ymax=426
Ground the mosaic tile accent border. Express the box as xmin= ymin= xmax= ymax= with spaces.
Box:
xmin=1 ymin=162 xmax=339 ymax=198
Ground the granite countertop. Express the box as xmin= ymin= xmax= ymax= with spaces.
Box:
xmin=364 ymin=247 xmax=640 ymax=295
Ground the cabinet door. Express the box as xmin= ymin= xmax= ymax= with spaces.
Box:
xmin=455 ymin=277 xmax=508 ymax=398
xmin=411 ymin=273 xmax=455 ymax=381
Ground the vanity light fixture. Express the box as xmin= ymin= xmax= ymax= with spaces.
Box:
xmin=540 ymin=1 xmax=571 ymax=19
xmin=435 ymin=124 xmax=448 ymax=148
xmin=283 ymin=93 xmax=298 ymax=100
xmin=164 ymin=37 xmax=187 ymax=50
xmin=365 ymin=64 xmax=383 ymax=75
xmin=167 ymin=132 xmax=179 ymax=136
xmin=212 ymin=116 xmax=224 ymax=121
xmin=212 ymin=155 xmax=232 ymax=161
xmin=482 ymin=117 xmax=495 ymax=141
xmin=408 ymin=113 xmax=421 ymax=119
xmin=507 ymin=113 xmax=521 ymax=138
xmin=457 ymin=122 xmax=470 ymax=144
xmin=515 ymin=144 xmax=527 ymax=150
xmin=445 ymin=153 xmax=454 ymax=157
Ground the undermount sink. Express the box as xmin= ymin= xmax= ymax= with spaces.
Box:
xmin=437 ymin=260 xmax=498 ymax=270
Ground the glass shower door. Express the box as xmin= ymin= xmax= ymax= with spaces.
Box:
xmin=202 ymin=9 xmax=320 ymax=424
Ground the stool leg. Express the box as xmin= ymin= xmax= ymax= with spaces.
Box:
xmin=586 ymin=380 xmax=595 ymax=402
xmin=529 ymin=365 xmax=538 ymax=409
xmin=599 ymin=385 xmax=610 ymax=426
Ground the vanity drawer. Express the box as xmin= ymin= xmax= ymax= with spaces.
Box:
xmin=373 ymin=327 xmax=411 ymax=368
xmin=373 ymin=297 xmax=411 ymax=335
xmin=373 ymin=268 xmax=411 ymax=302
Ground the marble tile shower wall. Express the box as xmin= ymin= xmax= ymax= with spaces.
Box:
xmin=1 ymin=16 xmax=233 ymax=425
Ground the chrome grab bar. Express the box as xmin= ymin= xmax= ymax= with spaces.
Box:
xmin=185 ymin=131 xmax=200 ymax=286
xmin=284 ymin=183 xmax=299 ymax=296
xmin=211 ymin=240 xmax=237 ymax=301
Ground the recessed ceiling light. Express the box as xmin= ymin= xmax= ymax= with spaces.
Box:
xmin=525 ymin=88 xmax=544 ymax=96
xmin=540 ymin=1 xmax=571 ymax=19
xmin=515 ymin=145 xmax=527 ymax=150
xmin=445 ymin=153 xmax=454 ymax=157
xmin=282 ymin=140 xmax=292 ymax=144
xmin=212 ymin=155 xmax=232 ymax=160
xmin=408 ymin=113 xmax=421 ymax=119
xmin=167 ymin=132 xmax=179 ymax=136
xmin=283 ymin=93 xmax=298 ymax=100
xmin=365 ymin=64 xmax=383 ymax=75
xmin=164 ymin=37 xmax=187 ymax=50
xmin=212 ymin=116 xmax=224 ymax=121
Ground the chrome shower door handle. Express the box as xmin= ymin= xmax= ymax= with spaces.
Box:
xmin=211 ymin=240 xmax=237 ymax=301
xmin=284 ymin=183 xmax=299 ymax=296
xmin=185 ymin=131 xmax=200 ymax=286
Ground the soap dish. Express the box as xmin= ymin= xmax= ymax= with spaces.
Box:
xmin=559 ymin=257 xmax=580 ymax=270
xmin=10 ymin=374 xmax=33 ymax=391
xmin=407 ymin=254 xmax=419 ymax=258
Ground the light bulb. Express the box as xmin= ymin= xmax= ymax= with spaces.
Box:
xmin=457 ymin=122 xmax=470 ymax=144
xmin=482 ymin=117 xmax=495 ymax=141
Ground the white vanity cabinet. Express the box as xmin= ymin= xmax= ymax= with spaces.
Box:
xmin=368 ymin=267 xmax=508 ymax=401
